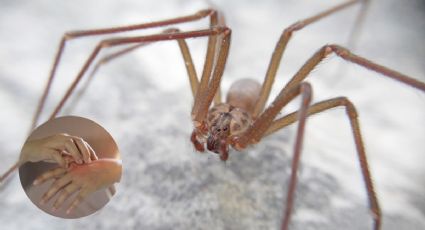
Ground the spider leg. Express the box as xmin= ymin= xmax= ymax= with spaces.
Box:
xmin=47 ymin=27 xmax=230 ymax=121
xmin=252 ymin=43 xmax=424 ymax=230
xmin=64 ymin=42 xmax=151 ymax=114
xmin=0 ymin=161 xmax=20 ymax=186
xmin=191 ymin=29 xmax=231 ymax=127
xmin=266 ymin=97 xmax=381 ymax=230
xmin=63 ymin=27 xmax=200 ymax=114
xmin=284 ymin=45 xmax=425 ymax=92
xmin=31 ymin=9 xmax=218 ymax=130
xmin=64 ymin=17 xmax=227 ymax=115
xmin=173 ymin=9 xmax=226 ymax=106
xmin=172 ymin=23 xmax=226 ymax=106
xmin=191 ymin=11 xmax=227 ymax=119
xmin=253 ymin=0 xmax=369 ymax=117
xmin=189 ymin=28 xmax=231 ymax=150
xmin=231 ymin=81 xmax=311 ymax=149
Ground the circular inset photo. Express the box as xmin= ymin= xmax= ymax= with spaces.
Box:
xmin=19 ymin=116 xmax=122 ymax=218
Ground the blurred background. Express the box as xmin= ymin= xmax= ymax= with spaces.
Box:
xmin=0 ymin=0 xmax=424 ymax=229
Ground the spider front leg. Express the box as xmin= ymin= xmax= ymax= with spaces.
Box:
xmin=31 ymin=9 xmax=219 ymax=129
xmin=253 ymin=0 xmax=369 ymax=117
xmin=46 ymin=27 xmax=229 ymax=120
xmin=65 ymin=11 xmax=225 ymax=115
xmin=190 ymin=29 xmax=232 ymax=154
xmin=283 ymin=45 xmax=425 ymax=92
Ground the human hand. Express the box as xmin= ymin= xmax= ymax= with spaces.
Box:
xmin=20 ymin=133 xmax=98 ymax=168
xmin=33 ymin=158 xmax=122 ymax=214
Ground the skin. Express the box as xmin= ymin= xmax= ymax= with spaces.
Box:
xmin=33 ymin=158 xmax=122 ymax=214
xmin=20 ymin=133 xmax=98 ymax=168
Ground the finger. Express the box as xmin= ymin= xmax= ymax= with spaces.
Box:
xmin=40 ymin=174 xmax=72 ymax=205
xmin=72 ymin=137 xmax=91 ymax=163
xmin=47 ymin=133 xmax=71 ymax=149
xmin=65 ymin=140 xmax=83 ymax=164
xmin=60 ymin=152 xmax=75 ymax=168
xmin=66 ymin=190 xmax=88 ymax=215
xmin=27 ymin=147 xmax=57 ymax=164
xmin=52 ymin=183 xmax=80 ymax=211
xmin=33 ymin=167 xmax=66 ymax=186
xmin=87 ymin=143 xmax=98 ymax=161
xmin=51 ymin=150 xmax=67 ymax=168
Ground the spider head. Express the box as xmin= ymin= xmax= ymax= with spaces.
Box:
xmin=206 ymin=112 xmax=231 ymax=156
xmin=202 ymin=103 xmax=253 ymax=161
xmin=189 ymin=104 xmax=254 ymax=161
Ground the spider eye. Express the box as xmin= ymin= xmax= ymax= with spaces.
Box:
xmin=223 ymin=127 xmax=228 ymax=131
xmin=217 ymin=128 xmax=221 ymax=132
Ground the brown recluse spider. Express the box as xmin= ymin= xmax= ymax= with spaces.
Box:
xmin=1 ymin=0 xmax=425 ymax=229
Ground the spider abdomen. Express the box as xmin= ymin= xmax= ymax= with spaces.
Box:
xmin=226 ymin=78 xmax=261 ymax=115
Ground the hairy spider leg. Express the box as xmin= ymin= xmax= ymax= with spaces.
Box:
xmin=253 ymin=0 xmax=370 ymax=118
xmin=48 ymin=27 xmax=230 ymax=121
xmin=64 ymin=8 xmax=226 ymax=114
xmin=235 ymin=43 xmax=425 ymax=229
xmin=32 ymin=9 xmax=218 ymax=130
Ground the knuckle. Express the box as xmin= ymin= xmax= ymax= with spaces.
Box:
xmin=66 ymin=139 xmax=74 ymax=145
xmin=56 ymin=133 xmax=69 ymax=139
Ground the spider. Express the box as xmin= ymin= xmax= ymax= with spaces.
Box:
xmin=1 ymin=0 xmax=424 ymax=229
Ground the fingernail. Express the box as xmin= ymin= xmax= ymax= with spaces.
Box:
xmin=66 ymin=209 xmax=71 ymax=214
xmin=52 ymin=206 xmax=57 ymax=212
xmin=77 ymin=159 xmax=82 ymax=164
xmin=33 ymin=180 xmax=39 ymax=185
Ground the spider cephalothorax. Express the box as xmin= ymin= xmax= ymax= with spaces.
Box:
xmin=189 ymin=78 xmax=260 ymax=161
xmin=205 ymin=103 xmax=253 ymax=159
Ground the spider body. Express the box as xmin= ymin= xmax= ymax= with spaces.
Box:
xmin=202 ymin=78 xmax=260 ymax=160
